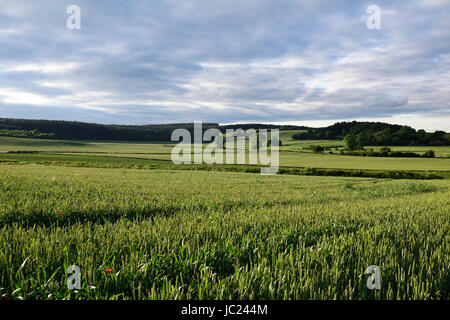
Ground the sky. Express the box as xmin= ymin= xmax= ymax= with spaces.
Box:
xmin=0 ymin=0 xmax=449 ymax=131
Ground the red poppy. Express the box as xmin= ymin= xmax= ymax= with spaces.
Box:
xmin=105 ymin=268 xmax=113 ymax=274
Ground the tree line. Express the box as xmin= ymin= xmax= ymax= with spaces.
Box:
xmin=0 ymin=118 xmax=304 ymax=142
xmin=1 ymin=118 xmax=448 ymax=146
xmin=0 ymin=118 xmax=218 ymax=141
xmin=293 ymin=121 xmax=449 ymax=147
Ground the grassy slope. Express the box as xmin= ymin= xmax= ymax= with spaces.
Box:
xmin=278 ymin=129 xmax=307 ymax=145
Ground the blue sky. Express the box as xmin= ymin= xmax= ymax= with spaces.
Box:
xmin=1 ymin=0 xmax=449 ymax=130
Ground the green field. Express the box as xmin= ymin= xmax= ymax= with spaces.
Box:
xmin=0 ymin=135 xmax=449 ymax=300
xmin=2 ymin=135 xmax=450 ymax=172
xmin=369 ymin=146 xmax=450 ymax=158
xmin=0 ymin=136 xmax=174 ymax=154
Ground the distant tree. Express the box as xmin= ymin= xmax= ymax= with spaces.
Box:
xmin=344 ymin=134 xmax=358 ymax=150
xmin=356 ymin=131 xmax=369 ymax=148
xmin=444 ymin=133 xmax=450 ymax=143
xmin=310 ymin=145 xmax=324 ymax=153
xmin=292 ymin=132 xmax=309 ymax=140
xmin=393 ymin=126 xmax=416 ymax=145
xmin=423 ymin=150 xmax=435 ymax=158
xmin=324 ymin=130 xmax=333 ymax=139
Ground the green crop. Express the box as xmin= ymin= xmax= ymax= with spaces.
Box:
xmin=0 ymin=165 xmax=448 ymax=300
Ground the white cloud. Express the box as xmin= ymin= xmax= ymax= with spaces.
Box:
xmin=421 ymin=0 xmax=449 ymax=7
xmin=4 ymin=62 xmax=81 ymax=74
xmin=0 ymin=88 xmax=55 ymax=105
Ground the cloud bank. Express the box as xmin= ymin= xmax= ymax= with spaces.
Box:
xmin=0 ymin=0 xmax=449 ymax=130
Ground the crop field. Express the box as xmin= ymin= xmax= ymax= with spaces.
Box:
xmin=369 ymin=146 xmax=450 ymax=158
xmin=2 ymin=136 xmax=450 ymax=172
xmin=0 ymin=136 xmax=174 ymax=154
xmin=0 ymin=135 xmax=449 ymax=300
xmin=0 ymin=164 xmax=449 ymax=300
